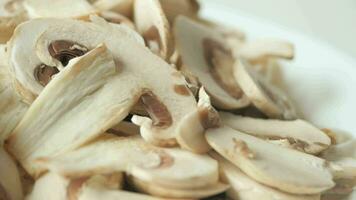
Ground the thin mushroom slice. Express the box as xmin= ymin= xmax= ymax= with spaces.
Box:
xmin=220 ymin=112 xmax=331 ymax=154
xmin=174 ymin=16 xmax=250 ymax=110
xmin=99 ymin=11 xmax=135 ymax=29
xmin=93 ymin=0 xmax=133 ymax=17
xmin=0 ymin=0 xmax=27 ymax=43
xmin=0 ymin=147 xmax=23 ymax=200
xmin=24 ymin=0 xmax=96 ymax=19
xmin=206 ymin=126 xmax=335 ymax=195
xmin=40 ymin=136 xmax=219 ymax=190
xmin=159 ymin=0 xmax=199 ymax=24
xmin=233 ymin=59 xmax=297 ymax=119
xmin=26 ymin=172 xmax=124 ymax=200
xmin=238 ymin=39 xmax=294 ymax=64
xmin=176 ymin=87 xmax=219 ymax=153
xmin=134 ymin=0 xmax=173 ymax=59
xmin=128 ymin=176 xmax=229 ymax=199
xmin=210 ymin=152 xmax=321 ymax=200
xmin=322 ymin=139 xmax=356 ymax=179
xmin=9 ymin=17 xmax=201 ymax=149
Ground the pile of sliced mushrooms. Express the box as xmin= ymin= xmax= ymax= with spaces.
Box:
xmin=0 ymin=0 xmax=355 ymax=200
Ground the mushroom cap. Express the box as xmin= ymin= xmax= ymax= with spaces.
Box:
xmin=220 ymin=112 xmax=331 ymax=154
xmin=206 ymin=126 xmax=335 ymax=195
xmin=93 ymin=0 xmax=133 ymax=17
xmin=39 ymin=136 xmax=219 ymax=190
xmin=24 ymin=0 xmax=96 ymax=19
xmin=174 ymin=16 xmax=250 ymax=110
xmin=211 ymin=152 xmax=321 ymax=200
xmin=0 ymin=147 xmax=23 ymax=200
xmin=134 ymin=0 xmax=173 ymax=59
xmin=233 ymin=59 xmax=297 ymax=119
xmin=129 ymin=176 xmax=229 ymax=199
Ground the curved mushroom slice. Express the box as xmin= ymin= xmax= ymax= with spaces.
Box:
xmin=100 ymin=11 xmax=135 ymax=29
xmin=325 ymin=178 xmax=356 ymax=195
xmin=238 ymin=39 xmax=294 ymax=64
xmin=174 ymin=16 xmax=250 ymax=110
xmin=93 ymin=0 xmax=133 ymax=17
xmin=322 ymin=139 xmax=356 ymax=179
xmin=233 ymin=59 xmax=297 ymax=119
xmin=0 ymin=147 xmax=23 ymax=200
xmin=211 ymin=152 xmax=321 ymax=200
xmin=159 ymin=0 xmax=199 ymax=23
xmin=206 ymin=126 xmax=335 ymax=195
xmin=40 ymin=136 xmax=219 ymax=190
xmin=24 ymin=0 xmax=96 ymax=19
xmin=0 ymin=0 xmax=27 ymax=43
xmin=134 ymin=0 xmax=173 ymax=59
xmin=220 ymin=112 xmax=331 ymax=154
xmin=129 ymin=176 xmax=228 ymax=199
xmin=176 ymin=87 xmax=219 ymax=153
xmin=27 ymin=172 xmax=125 ymax=200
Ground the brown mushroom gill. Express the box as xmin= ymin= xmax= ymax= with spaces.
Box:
xmin=34 ymin=40 xmax=89 ymax=86
xmin=140 ymin=91 xmax=173 ymax=128
xmin=203 ymin=38 xmax=244 ymax=99
xmin=0 ymin=183 xmax=9 ymax=200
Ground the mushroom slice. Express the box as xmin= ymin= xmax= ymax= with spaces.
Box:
xmin=176 ymin=87 xmax=219 ymax=153
xmin=220 ymin=112 xmax=331 ymax=154
xmin=93 ymin=0 xmax=133 ymax=17
xmin=134 ymin=0 xmax=173 ymax=59
xmin=322 ymin=139 xmax=356 ymax=179
xmin=9 ymin=17 xmax=201 ymax=148
xmin=206 ymin=126 xmax=335 ymax=194
xmin=26 ymin=172 xmax=125 ymax=200
xmin=40 ymin=135 xmax=219 ymax=190
xmin=211 ymin=152 xmax=320 ymax=200
xmin=107 ymin=121 xmax=140 ymax=136
xmin=0 ymin=147 xmax=23 ymax=200
xmin=0 ymin=0 xmax=27 ymax=43
xmin=129 ymin=176 xmax=228 ymax=199
xmin=159 ymin=0 xmax=199 ymax=23
xmin=24 ymin=0 xmax=96 ymax=19
xmin=100 ymin=11 xmax=135 ymax=29
xmin=238 ymin=39 xmax=294 ymax=63
xmin=174 ymin=16 xmax=250 ymax=110
xmin=233 ymin=59 xmax=297 ymax=119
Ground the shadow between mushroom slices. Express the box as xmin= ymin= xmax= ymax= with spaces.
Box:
xmin=220 ymin=112 xmax=331 ymax=154
xmin=174 ymin=16 xmax=250 ymax=110
xmin=210 ymin=152 xmax=321 ymax=200
xmin=134 ymin=0 xmax=173 ymax=60
xmin=206 ymin=126 xmax=335 ymax=195
xmin=38 ymin=135 xmax=219 ymax=190
xmin=93 ymin=0 xmax=133 ymax=17
xmin=0 ymin=147 xmax=23 ymax=200
xmin=159 ymin=0 xmax=200 ymax=24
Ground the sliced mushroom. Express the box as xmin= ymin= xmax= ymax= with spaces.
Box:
xmin=100 ymin=11 xmax=135 ymax=29
xmin=206 ymin=126 xmax=335 ymax=194
xmin=211 ymin=152 xmax=321 ymax=200
xmin=128 ymin=175 xmax=228 ymax=199
xmin=0 ymin=0 xmax=27 ymax=43
xmin=107 ymin=121 xmax=140 ymax=136
xmin=39 ymin=135 xmax=219 ymax=190
xmin=26 ymin=172 xmax=125 ymax=200
xmin=0 ymin=147 xmax=23 ymax=200
xmin=134 ymin=0 xmax=173 ymax=59
xmin=325 ymin=178 xmax=356 ymax=195
xmin=220 ymin=112 xmax=331 ymax=154
xmin=8 ymin=17 xmax=203 ymax=152
xmin=176 ymin=87 xmax=219 ymax=153
xmin=24 ymin=0 xmax=96 ymax=19
xmin=237 ymin=39 xmax=294 ymax=64
xmin=93 ymin=0 xmax=133 ymax=17
xmin=174 ymin=16 xmax=250 ymax=110
xmin=233 ymin=59 xmax=297 ymax=119
xmin=159 ymin=0 xmax=199 ymax=23
xmin=322 ymin=139 xmax=356 ymax=179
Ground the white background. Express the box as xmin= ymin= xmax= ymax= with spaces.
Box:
xmin=200 ymin=0 xmax=356 ymax=58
